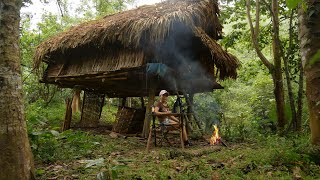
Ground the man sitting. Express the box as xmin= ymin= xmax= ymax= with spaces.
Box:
xmin=153 ymin=90 xmax=192 ymax=146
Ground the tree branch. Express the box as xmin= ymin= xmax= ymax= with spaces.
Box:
xmin=246 ymin=0 xmax=274 ymax=71
xmin=255 ymin=0 xmax=260 ymax=38
xmin=56 ymin=0 xmax=64 ymax=17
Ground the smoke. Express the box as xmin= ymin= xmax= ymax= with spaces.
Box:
xmin=150 ymin=21 xmax=212 ymax=94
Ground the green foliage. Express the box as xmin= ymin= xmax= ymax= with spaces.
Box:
xmin=26 ymin=99 xmax=65 ymax=130
xmin=286 ymin=0 xmax=303 ymax=9
xmin=309 ymin=49 xmax=320 ymax=66
xmin=33 ymin=130 xmax=320 ymax=179
xmin=30 ymin=129 xmax=104 ymax=163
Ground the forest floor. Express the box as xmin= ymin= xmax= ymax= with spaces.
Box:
xmin=33 ymin=127 xmax=320 ymax=180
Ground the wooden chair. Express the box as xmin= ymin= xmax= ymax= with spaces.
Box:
xmin=147 ymin=112 xmax=185 ymax=150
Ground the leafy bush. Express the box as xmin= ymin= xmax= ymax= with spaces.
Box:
xmin=29 ymin=129 xmax=103 ymax=163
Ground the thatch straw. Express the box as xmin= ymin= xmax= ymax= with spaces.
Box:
xmin=34 ymin=0 xmax=239 ymax=80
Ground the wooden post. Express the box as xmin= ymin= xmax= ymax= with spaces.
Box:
xmin=180 ymin=114 xmax=185 ymax=149
xmin=142 ymin=89 xmax=155 ymax=138
xmin=71 ymin=89 xmax=81 ymax=113
xmin=127 ymin=97 xmax=132 ymax=108
xmin=146 ymin=126 xmax=153 ymax=152
xmin=121 ymin=97 xmax=127 ymax=107
xmin=98 ymin=97 xmax=105 ymax=120
xmin=140 ymin=97 xmax=145 ymax=108
xmin=62 ymin=98 xmax=72 ymax=131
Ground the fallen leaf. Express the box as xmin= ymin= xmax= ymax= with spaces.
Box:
xmin=83 ymin=158 xmax=105 ymax=168
xmin=109 ymin=132 xmax=118 ymax=138
xmin=175 ymin=166 xmax=182 ymax=172
xmin=212 ymin=172 xmax=220 ymax=180
xmin=292 ymin=166 xmax=302 ymax=180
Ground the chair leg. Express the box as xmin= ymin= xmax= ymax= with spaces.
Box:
xmin=163 ymin=130 xmax=172 ymax=147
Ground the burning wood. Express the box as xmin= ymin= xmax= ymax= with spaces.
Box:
xmin=210 ymin=125 xmax=221 ymax=145
xmin=209 ymin=125 xmax=227 ymax=147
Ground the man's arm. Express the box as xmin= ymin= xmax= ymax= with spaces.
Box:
xmin=154 ymin=105 xmax=180 ymax=122
xmin=154 ymin=106 xmax=171 ymax=116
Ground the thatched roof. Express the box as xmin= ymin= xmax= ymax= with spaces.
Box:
xmin=33 ymin=0 xmax=240 ymax=97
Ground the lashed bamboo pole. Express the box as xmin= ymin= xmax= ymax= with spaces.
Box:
xmin=142 ymin=89 xmax=155 ymax=138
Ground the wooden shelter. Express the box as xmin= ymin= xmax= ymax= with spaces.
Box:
xmin=34 ymin=0 xmax=240 ymax=135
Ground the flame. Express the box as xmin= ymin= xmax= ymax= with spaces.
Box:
xmin=210 ymin=125 xmax=221 ymax=145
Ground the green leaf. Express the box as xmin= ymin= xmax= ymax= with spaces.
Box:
xmin=111 ymin=169 xmax=118 ymax=180
xmin=286 ymin=0 xmax=302 ymax=9
xmin=35 ymin=169 xmax=46 ymax=175
xmin=309 ymin=49 xmax=320 ymax=66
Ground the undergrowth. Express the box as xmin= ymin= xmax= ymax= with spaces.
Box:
xmin=25 ymin=99 xmax=320 ymax=179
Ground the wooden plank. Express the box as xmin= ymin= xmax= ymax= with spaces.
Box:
xmin=79 ymin=91 xmax=105 ymax=128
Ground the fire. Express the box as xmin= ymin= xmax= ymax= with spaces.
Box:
xmin=210 ymin=125 xmax=221 ymax=145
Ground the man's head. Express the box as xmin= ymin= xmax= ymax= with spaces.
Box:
xmin=159 ymin=90 xmax=169 ymax=97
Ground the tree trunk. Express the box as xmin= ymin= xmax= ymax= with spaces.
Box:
xmin=271 ymin=0 xmax=286 ymax=134
xmin=299 ymin=1 xmax=320 ymax=145
xmin=296 ymin=60 xmax=304 ymax=132
xmin=246 ymin=0 xmax=286 ymax=133
xmin=0 ymin=1 xmax=35 ymax=179
xmin=272 ymin=72 xmax=286 ymax=133
xmin=283 ymin=9 xmax=298 ymax=131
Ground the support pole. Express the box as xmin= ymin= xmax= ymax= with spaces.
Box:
xmin=62 ymin=98 xmax=72 ymax=131
xmin=180 ymin=114 xmax=185 ymax=149
xmin=140 ymin=97 xmax=145 ymax=108
xmin=142 ymin=89 xmax=155 ymax=138
xmin=146 ymin=125 xmax=153 ymax=152
xmin=71 ymin=89 xmax=81 ymax=113
xmin=121 ymin=97 xmax=127 ymax=107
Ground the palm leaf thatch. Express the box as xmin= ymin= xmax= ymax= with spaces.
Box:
xmin=34 ymin=0 xmax=240 ymax=97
